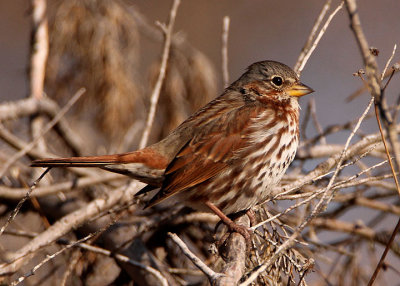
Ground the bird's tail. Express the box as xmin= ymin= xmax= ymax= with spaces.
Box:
xmin=31 ymin=148 xmax=168 ymax=186
xmin=31 ymin=154 xmax=121 ymax=168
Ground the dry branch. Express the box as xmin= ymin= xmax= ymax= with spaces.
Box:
xmin=0 ymin=89 xmax=85 ymax=178
xmin=0 ymin=181 xmax=142 ymax=275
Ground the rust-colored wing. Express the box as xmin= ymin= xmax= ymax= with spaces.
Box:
xmin=145 ymin=103 xmax=258 ymax=208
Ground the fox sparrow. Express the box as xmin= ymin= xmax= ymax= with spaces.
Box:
xmin=32 ymin=60 xmax=313 ymax=239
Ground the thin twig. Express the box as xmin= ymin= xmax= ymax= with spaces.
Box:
xmin=310 ymin=97 xmax=326 ymax=144
xmin=0 ymin=173 xmax=122 ymax=200
xmin=0 ymin=168 xmax=51 ymax=237
xmin=0 ymin=96 xmax=86 ymax=154
xmin=63 ymin=240 xmax=169 ymax=286
xmin=346 ymin=61 xmax=400 ymax=102
xmin=168 ymin=232 xmax=223 ymax=283
xmin=294 ymin=0 xmax=331 ymax=74
xmin=139 ymin=0 xmax=181 ymax=149
xmin=381 ymin=44 xmax=397 ymax=80
xmin=374 ymin=105 xmax=400 ymax=196
xmin=307 ymin=97 xmax=374 ymax=217
xmin=310 ymin=218 xmax=400 ymax=255
xmin=11 ymin=217 xmax=116 ymax=286
xmin=60 ymin=249 xmax=81 ymax=286
xmin=366 ymin=104 xmax=400 ymax=285
xmin=295 ymin=1 xmax=343 ymax=75
xmin=252 ymin=131 xmax=385 ymax=230
xmin=277 ymin=131 xmax=384 ymax=200
xmin=344 ymin=0 xmax=381 ymax=100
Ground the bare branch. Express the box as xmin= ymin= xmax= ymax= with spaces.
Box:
xmin=0 ymin=168 xmax=50 ymax=237
xmin=381 ymin=44 xmax=397 ymax=80
xmin=139 ymin=0 xmax=181 ymax=149
xmin=295 ymin=1 xmax=343 ymax=75
xmin=168 ymin=232 xmax=223 ymax=284
xmin=294 ymin=0 xmax=331 ymax=74
xmin=69 ymin=241 xmax=168 ymax=286
xmin=10 ymin=218 xmax=116 ymax=286
xmin=0 ymin=181 xmax=142 ymax=275
xmin=0 ymin=88 xmax=85 ymax=178
xmin=0 ymin=173 xmax=122 ymax=200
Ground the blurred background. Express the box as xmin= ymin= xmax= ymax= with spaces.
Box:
xmin=1 ymin=0 xmax=400 ymax=285
xmin=2 ymin=0 xmax=400 ymax=142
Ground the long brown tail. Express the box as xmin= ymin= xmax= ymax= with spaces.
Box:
xmin=31 ymin=148 xmax=169 ymax=186
xmin=31 ymin=154 xmax=123 ymax=168
xmin=31 ymin=148 xmax=169 ymax=170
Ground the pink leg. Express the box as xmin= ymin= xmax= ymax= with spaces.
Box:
xmin=205 ymin=201 xmax=253 ymax=248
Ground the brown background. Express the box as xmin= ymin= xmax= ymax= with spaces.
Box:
xmin=2 ymin=0 xmax=400 ymax=131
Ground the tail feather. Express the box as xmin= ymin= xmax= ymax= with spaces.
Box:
xmin=31 ymin=155 xmax=121 ymax=168
xmin=31 ymin=148 xmax=169 ymax=170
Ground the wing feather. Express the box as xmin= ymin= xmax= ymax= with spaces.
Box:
xmin=145 ymin=102 xmax=259 ymax=208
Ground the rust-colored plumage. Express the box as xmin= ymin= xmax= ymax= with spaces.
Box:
xmin=32 ymin=61 xmax=313 ymax=220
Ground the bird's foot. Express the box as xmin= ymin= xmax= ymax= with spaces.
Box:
xmin=205 ymin=201 xmax=253 ymax=249
xmin=217 ymin=219 xmax=253 ymax=250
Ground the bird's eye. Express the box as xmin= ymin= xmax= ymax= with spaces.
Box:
xmin=271 ymin=76 xmax=283 ymax=87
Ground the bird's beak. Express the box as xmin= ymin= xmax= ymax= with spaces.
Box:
xmin=287 ymin=82 xmax=314 ymax=97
